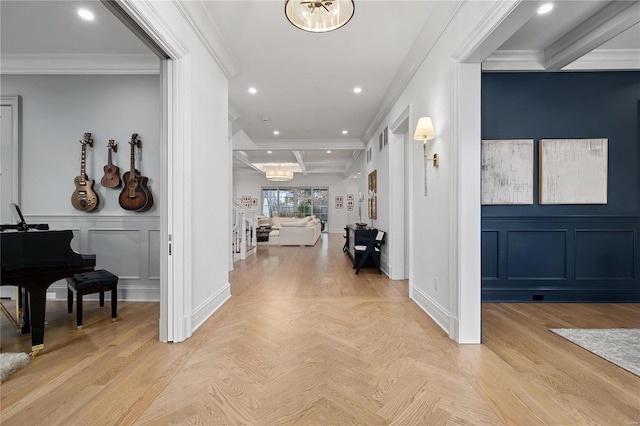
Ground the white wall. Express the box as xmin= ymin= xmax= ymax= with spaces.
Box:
xmin=110 ymin=0 xmax=233 ymax=340
xmin=1 ymin=74 xmax=161 ymax=300
xmin=2 ymin=75 xmax=160 ymax=216
xmin=361 ymin=1 xmax=503 ymax=342
xmin=233 ymin=172 xmax=360 ymax=233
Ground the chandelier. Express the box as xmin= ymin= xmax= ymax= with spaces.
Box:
xmin=266 ymin=167 xmax=294 ymax=181
xmin=284 ymin=0 xmax=355 ymax=33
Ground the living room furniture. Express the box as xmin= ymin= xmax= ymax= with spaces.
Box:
xmin=258 ymin=216 xmax=322 ymax=246
xmin=354 ymin=230 xmax=385 ymax=274
xmin=345 ymin=225 xmax=379 ymax=269
xmin=66 ymin=269 xmax=118 ymax=329
xmin=256 ymin=226 xmax=271 ymax=242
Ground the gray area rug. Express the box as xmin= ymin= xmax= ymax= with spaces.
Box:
xmin=0 ymin=352 xmax=30 ymax=382
xmin=550 ymin=328 xmax=640 ymax=377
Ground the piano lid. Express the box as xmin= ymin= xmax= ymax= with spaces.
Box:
xmin=0 ymin=230 xmax=85 ymax=271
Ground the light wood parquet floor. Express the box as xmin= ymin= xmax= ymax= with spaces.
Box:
xmin=1 ymin=233 xmax=639 ymax=425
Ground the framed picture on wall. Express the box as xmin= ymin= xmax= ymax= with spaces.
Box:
xmin=347 ymin=194 xmax=354 ymax=201
xmin=335 ymin=196 xmax=344 ymax=209
xmin=481 ymin=139 xmax=534 ymax=205
xmin=251 ymin=198 xmax=257 ymax=206
xmin=539 ymin=138 xmax=608 ymax=204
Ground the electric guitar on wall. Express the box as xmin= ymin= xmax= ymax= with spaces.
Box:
xmin=71 ymin=132 xmax=100 ymax=212
xmin=119 ymin=133 xmax=153 ymax=211
xmin=100 ymin=139 xmax=122 ymax=188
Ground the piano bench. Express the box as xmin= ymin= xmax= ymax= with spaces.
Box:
xmin=66 ymin=269 xmax=118 ymax=330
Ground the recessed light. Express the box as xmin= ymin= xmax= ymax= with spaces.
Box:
xmin=273 ymin=130 xmax=280 ymax=135
xmin=267 ymin=150 xmax=272 ymax=154
xmin=78 ymin=9 xmax=95 ymax=21
xmin=342 ymin=130 xmax=348 ymax=135
xmin=326 ymin=150 xmax=332 ymax=154
xmin=353 ymin=87 xmax=362 ymax=94
xmin=248 ymin=87 xmax=257 ymax=94
xmin=537 ymin=3 xmax=553 ymax=14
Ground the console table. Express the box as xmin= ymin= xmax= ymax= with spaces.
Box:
xmin=345 ymin=224 xmax=378 ymax=268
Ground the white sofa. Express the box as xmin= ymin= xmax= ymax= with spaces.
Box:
xmin=260 ymin=216 xmax=322 ymax=246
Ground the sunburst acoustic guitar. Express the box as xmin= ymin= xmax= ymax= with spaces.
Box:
xmin=119 ymin=133 xmax=153 ymax=211
xmin=71 ymin=132 xmax=100 ymax=212
xmin=101 ymin=139 xmax=122 ymax=188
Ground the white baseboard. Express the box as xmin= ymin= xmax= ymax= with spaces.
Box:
xmin=410 ymin=284 xmax=450 ymax=335
xmin=191 ymin=282 xmax=232 ymax=332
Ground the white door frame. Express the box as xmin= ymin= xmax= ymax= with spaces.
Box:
xmin=388 ymin=105 xmax=413 ymax=280
xmin=0 ymin=95 xmax=21 ymax=298
xmin=116 ymin=0 xmax=192 ymax=342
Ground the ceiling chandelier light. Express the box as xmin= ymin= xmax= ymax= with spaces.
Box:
xmin=266 ymin=166 xmax=294 ymax=181
xmin=285 ymin=0 xmax=355 ymax=33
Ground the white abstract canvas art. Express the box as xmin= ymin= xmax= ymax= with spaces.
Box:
xmin=539 ymin=139 xmax=608 ymax=204
xmin=481 ymin=139 xmax=534 ymax=205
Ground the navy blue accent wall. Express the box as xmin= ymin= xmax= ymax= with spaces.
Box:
xmin=481 ymin=72 xmax=640 ymax=302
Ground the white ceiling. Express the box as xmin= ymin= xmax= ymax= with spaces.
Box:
xmin=2 ymin=0 xmax=638 ymax=179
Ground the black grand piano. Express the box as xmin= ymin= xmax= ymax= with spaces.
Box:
xmin=1 ymin=204 xmax=95 ymax=356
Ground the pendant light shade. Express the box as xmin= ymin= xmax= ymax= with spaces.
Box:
xmin=285 ymin=0 xmax=355 ymax=33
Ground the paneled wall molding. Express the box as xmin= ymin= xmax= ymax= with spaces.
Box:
xmin=24 ymin=215 xmax=161 ymax=303
xmin=482 ymin=216 xmax=640 ymax=302
xmin=0 ymin=53 xmax=160 ymax=75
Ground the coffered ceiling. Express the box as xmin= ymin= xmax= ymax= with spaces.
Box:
xmin=1 ymin=1 xmax=638 ymax=180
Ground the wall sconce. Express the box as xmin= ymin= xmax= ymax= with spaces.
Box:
xmin=413 ymin=116 xmax=438 ymax=196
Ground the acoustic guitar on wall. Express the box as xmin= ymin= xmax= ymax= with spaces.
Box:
xmin=119 ymin=133 xmax=153 ymax=212
xmin=101 ymin=139 xmax=122 ymax=188
xmin=71 ymin=132 xmax=100 ymax=212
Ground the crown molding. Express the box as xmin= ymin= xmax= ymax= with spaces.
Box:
xmin=483 ymin=49 xmax=640 ymax=71
xmin=0 ymin=53 xmax=160 ymax=75
xmin=173 ymin=0 xmax=239 ymax=79
xmin=481 ymin=50 xmax=546 ymax=71
xmin=563 ymin=49 xmax=640 ymax=71
xmin=252 ymin=139 xmax=365 ymax=150
xmin=362 ymin=1 xmax=463 ymax=143
xmin=544 ymin=1 xmax=639 ymax=71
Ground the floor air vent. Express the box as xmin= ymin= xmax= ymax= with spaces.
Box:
xmin=532 ymin=294 xmax=544 ymax=301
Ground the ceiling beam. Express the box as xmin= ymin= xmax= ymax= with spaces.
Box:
xmin=253 ymin=139 xmax=365 ymax=150
xmin=343 ymin=150 xmax=363 ymax=179
xmin=292 ymin=150 xmax=308 ymax=175
xmin=233 ymin=151 xmax=262 ymax=174
xmin=545 ymin=1 xmax=640 ymax=71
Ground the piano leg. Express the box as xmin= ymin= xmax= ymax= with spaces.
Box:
xmin=18 ymin=286 xmax=31 ymax=334
xmin=26 ymin=289 xmax=47 ymax=357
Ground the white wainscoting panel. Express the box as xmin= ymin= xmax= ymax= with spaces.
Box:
xmin=26 ymin=215 xmax=160 ymax=301
xmin=88 ymin=229 xmax=142 ymax=279
xmin=148 ymin=229 xmax=161 ymax=280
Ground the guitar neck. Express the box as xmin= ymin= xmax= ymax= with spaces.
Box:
xmin=79 ymin=144 xmax=87 ymax=184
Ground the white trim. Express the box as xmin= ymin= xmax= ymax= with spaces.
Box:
xmin=363 ymin=2 xmax=463 ymax=143
xmin=191 ymin=283 xmax=232 ymax=332
xmin=453 ymin=0 xmax=531 ymax=63
xmin=481 ymin=50 xmax=545 ymax=71
xmin=450 ymin=60 xmax=482 ymax=344
xmin=117 ymin=0 xmax=193 ymax=343
xmin=0 ymin=96 xmax=21 ymax=210
xmin=0 ymin=54 xmax=160 ymax=75
xmin=482 ymin=48 xmax=640 ymax=71
xmin=563 ymin=49 xmax=640 ymax=71
xmin=173 ymin=1 xmax=239 ymax=79
xmin=544 ymin=1 xmax=640 ymax=71
xmin=449 ymin=60 xmax=462 ymax=343
xmin=409 ymin=285 xmax=449 ymax=334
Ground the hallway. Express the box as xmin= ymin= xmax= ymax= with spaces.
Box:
xmin=1 ymin=233 xmax=638 ymax=424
